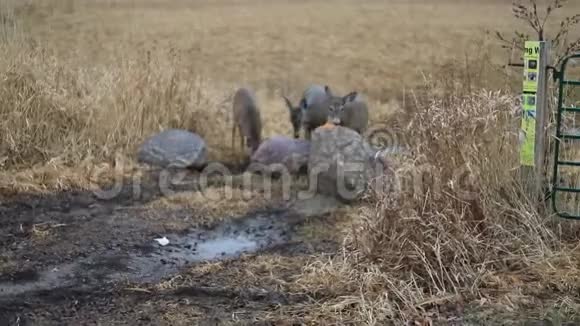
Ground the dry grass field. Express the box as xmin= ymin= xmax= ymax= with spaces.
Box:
xmin=0 ymin=0 xmax=530 ymax=181
xmin=2 ymin=0 xmax=580 ymax=325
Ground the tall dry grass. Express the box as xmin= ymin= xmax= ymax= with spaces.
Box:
xmin=285 ymin=80 xmax=580 ymax=323
xmin=0 ymin=41 xmax=243 ymax=193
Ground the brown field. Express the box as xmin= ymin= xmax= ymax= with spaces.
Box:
xmin=2 ymin=0 xmax=580 ymax=325
xmin=0 ymin=0 xmax=532 ymax=177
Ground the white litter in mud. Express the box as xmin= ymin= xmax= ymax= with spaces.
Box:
xmin=154 ymin=237 xmax=170 ymax=246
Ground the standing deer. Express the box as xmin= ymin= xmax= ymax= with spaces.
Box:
xmin=283 ymin=84 xmax=330 ymax=140
xmin=283 ymin=95 xmax=303 ymax=139
xmin=324 ymin=86 xmax=369 ymax=135
xmin=232 ymin=87 xmax=262 ymax=158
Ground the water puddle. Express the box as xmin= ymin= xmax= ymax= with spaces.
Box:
xmin=0 ymin=208 xmax=300 ymax=298
xmin=125 ymin=209 xmax=295 ymax=283
xmin=195 ymin=236 xmax=258 ymax=259
xmin=0 ymin=264 xmax=78 ymax=297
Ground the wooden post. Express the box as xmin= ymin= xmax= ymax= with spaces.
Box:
xmin=534 ymin=41 xmax=550 ymax=208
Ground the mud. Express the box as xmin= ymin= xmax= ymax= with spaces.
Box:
xmin=0 ymin=208 xmax=305 ymax=299
xmin=0 ymin=167 xmax=344 ymax=324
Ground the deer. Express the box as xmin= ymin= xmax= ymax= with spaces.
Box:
xmin=283 ymin=84 xmax=330 ymax=140
xmin=284 ymin=85 xmax=369 ymax=139
xmin=232 ymin=87 xmax=262 ymax=159
xmin=324 ymin=85 xmax=369 ymax=135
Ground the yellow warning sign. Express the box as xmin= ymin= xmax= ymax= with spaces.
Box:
xmin=520 ymin=41 xmax=541 ymax=167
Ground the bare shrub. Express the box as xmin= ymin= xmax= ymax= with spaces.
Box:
xmin=494 ymin=0 xmax=580 ymax=66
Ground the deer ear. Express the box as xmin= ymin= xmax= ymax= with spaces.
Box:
xmin=282 ymin=96 xmax=294 ymax=111
xmin=324 ymin=85 xmax=333 ymax=97
xmin=342 ymin=91 xmax=358 ymax=104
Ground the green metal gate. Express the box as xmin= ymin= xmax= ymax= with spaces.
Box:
xmin=551 ymin=53 xmax=580 ymax=219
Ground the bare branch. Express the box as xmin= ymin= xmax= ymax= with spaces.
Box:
xmin=499 ymin=0 xmax=580 ymax=66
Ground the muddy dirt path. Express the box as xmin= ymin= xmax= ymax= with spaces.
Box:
xmin=0 ymin=208 xmax=299 ymax=299
xmin=0 ymin=168 xmax=343 ymax=325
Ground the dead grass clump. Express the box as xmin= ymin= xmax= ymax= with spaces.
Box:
xmin=147 ymin=185 xmax=268 ymax=224
xmin=293 ymin=85 xmax=580 ymax=323
xmin=0 ymin=63 xmax=86 ymax=168
xmin=0 ymin=153 xmax=141 ymax=196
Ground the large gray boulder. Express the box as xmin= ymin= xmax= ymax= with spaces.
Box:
xmin=307 ymin=124 xmax=380 ymax=202
xmin=250 ymin=135 xmax=310 ymax=174
xmin=137 ymin=129 xmax=207 ymax=169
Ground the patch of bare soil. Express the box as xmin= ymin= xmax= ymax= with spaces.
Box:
xmin=0 ymin=166 xmax=347 ymax=325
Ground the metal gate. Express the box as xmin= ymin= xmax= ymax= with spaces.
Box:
xmin=551 ymin=53 xmax=580 ymax=219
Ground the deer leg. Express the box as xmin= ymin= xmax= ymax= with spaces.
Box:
xmin=231 ymin=123 xmax=236 ymax=154
xmin=240 ymin=134 xmax=245 ymax=163
xmin=304 ymin=127 xmax=311 ymax=141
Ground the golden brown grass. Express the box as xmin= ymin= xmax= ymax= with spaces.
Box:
xmin=2 ymin=0 xmax=580 ymax=324
xmin=1 ymin=0 xmax=550 ymax=181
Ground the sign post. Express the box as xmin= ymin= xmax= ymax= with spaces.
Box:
xmin=520 ymin=40 xmax=550 ymax=204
